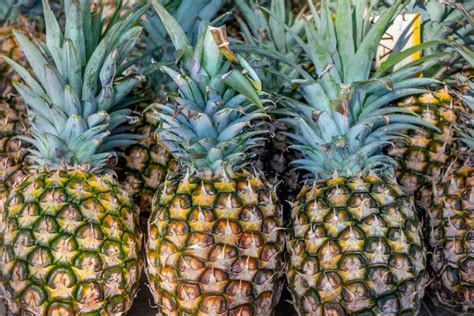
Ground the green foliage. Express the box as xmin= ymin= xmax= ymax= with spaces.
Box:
xmin=138 ymin=0 xmax=228 ymax=94
xmin=149 ymin=0 xmax=269 ymax=173
xmin=233 ymin=0 xmax=306 ymax=94
xmin=276 ymin=0 xmax=443 ymax=179
xmin=5 ymin=0 xmax=147 ymax=170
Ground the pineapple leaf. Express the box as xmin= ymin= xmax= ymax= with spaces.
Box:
xmin=3 ymin=56 xmax=46 ymax=96
xmin=43 ymin=0 xmax=64 ymax=74
xmin=12 ymin=30 xmax=49 ymax=84
xmin=376 ymin=40 xmax=443 ymax=75
xmin=151 ymin=0 xmax=189 ymax=52
xmin=222 ymin=70 xmax=263 ymax=109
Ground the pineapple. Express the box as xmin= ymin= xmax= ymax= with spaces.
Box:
xmin=428 ymin=164 xmax=474 ymax=312
xmin=386 ymin=1 xmax=474 ymax=204
xmin=145 ymin=1 xmax=285 ymax=315
xmin=119 ymin=0 xmax=226 ymax=218
xmin=389 ymin=90 xmax=469 ymax=210
xmin=0 ymin=0 xmax=147 ymax=314
xmin=421 ymin=50 xmax=474 ymax=312
xmin=283 ymin=0 xmax=442 ymax=313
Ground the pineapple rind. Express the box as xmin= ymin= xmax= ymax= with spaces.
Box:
xmin=427 ymin=164 xmax=474 ymax=312
xmin=1 ymin=169 xmax=142 ymax=315
xmin=146 ymin=171 xmax=285 ymax=315
xmin=122 ymin=106 xmax=178 ymax=214
xmin=388 ymin=90 xmax=463 ymax=201
xmin=288 ymin=175 xmax=428 ymax=315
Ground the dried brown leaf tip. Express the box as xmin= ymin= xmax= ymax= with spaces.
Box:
xmin=210 ymin=26 xmax=238 ymax=63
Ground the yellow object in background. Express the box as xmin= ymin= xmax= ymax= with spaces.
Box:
xmin=376 ymin=13 xmax=422 ymax=69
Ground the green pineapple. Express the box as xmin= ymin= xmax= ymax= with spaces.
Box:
xmin=0 ymin=0 xmax=147 ymax=314
xmin=282 ymin=0 xmax=443 ymax=313
xmin=144 ymin=1 xmax=285 ymax=314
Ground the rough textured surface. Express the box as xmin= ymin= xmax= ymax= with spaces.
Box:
xmin=120 ymin=105 xmax=178 ymax=218
xmin=387 ymin=90 xmax=463 ymax=205
xmin=0 ymin=24 xmax=32 ymax=210
xmin=426 ymin=164 xmax=474 ymax=312
xmin=288 ymin=174 xmax=428 ymax=315
xmin=146 ymin=171 xmax=285 ymax=315
xmin=1 ymin=169 xmax=142 ymax=315
xmin=0 ymin=99 xmax=30 ymax=209
xmin=126 ymin=282 xmax=449 ymax=315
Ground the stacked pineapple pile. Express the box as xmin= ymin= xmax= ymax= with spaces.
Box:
xmin=0 ymin=0 xmax=473 ymax=315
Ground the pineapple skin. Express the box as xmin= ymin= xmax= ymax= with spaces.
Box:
xmin=0 ymin=25 xmax=32 ymax=263
xmin=387 ymin=90 xmax=462 ymax=204
xmin=1 ymin=168 xmax=142 ymax=315
xmin=427 ymin=164 xmax=474 ymax=312
xmin=122 ymin=106 xmax=178 ymax=216
xmin=146 ymin=171 xmax=285 ymax=315
xmin=287 ymin=174 xmax=428 ymax=315
xmin=0 ymin=25 xmax=22 ymax=95
xmin=256 ymin=120 xmax=301 ymax=204
xmin=0 ymin=99 xmax=30 ymax=206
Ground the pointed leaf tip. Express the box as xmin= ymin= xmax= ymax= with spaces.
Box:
xmin=223 ymin=69 xmax=264 ymax=110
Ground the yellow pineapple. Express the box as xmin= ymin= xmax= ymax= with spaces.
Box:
xmin=282 ymin=0 xmax=438 ymax=313
xmin=1 ymin=0 xmax=148 ymax=314
xmin=145 ymin=2 xmax=285 ymax=314
xmin=388 ymin=89 xmax=466 ymax=205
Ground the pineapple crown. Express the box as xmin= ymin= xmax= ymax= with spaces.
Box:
xmin=137 ymin=0 xmax=227 ymax=94
xmin=150 ymin=0 xmax=269 ymax=174
xmin=278 ymin=0 xmax=442 ymax=179
xmin=4 ymin=0 xmax=148 ymax=171
xmin=233 ymin=0 xmax=306 ymax=94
